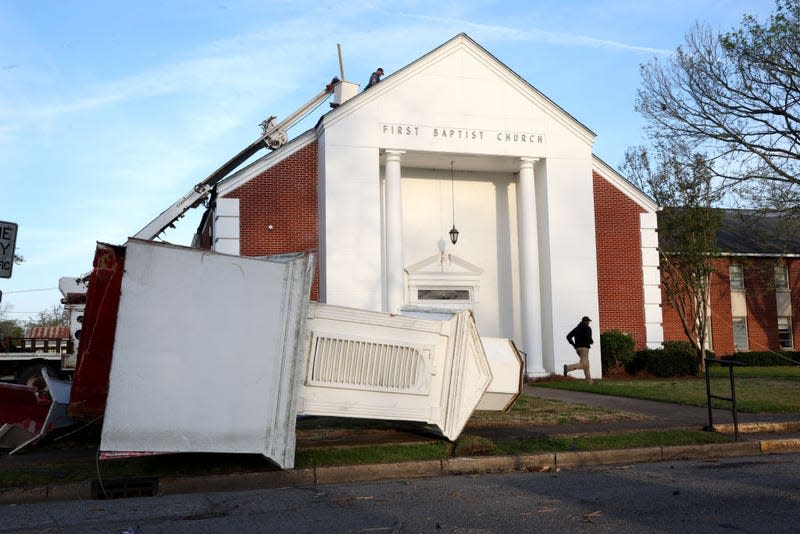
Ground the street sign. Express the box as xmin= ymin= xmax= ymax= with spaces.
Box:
xmin=0 ymin=220 xmax=18 ymax=278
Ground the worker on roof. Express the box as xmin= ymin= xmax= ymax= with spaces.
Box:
xmin=364 ymin=67 xmax=384 ymax=90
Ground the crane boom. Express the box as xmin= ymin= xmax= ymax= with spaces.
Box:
xmin=134 ymin=78 xmax=340 ymax=241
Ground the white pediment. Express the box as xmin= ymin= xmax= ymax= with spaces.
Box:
xmin=405 ymin=253 xmax=483 ymax=310
xmin=406 ymin=253 xmax=483 ymax=276
xmin=320 ymin=33 xmax=596 ymax=155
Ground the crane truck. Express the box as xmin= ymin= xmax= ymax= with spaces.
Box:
xmin=0 ymin=276 xmax=86 ymax=389
xmin=135 ymin=77 xmax=341 ymax=240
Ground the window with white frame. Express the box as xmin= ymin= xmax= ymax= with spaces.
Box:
xmin=775 ymin=264 xmax=789 ymax=290
xmin=778 ymin=316 xmax=793 ymax=349
xmin=732 ymin=317 xmax=749 ymax=350
xmin=729 ymin=264 xmax=744 ymax=291
xmin=415 ymin=287 xmax=473 ymax=303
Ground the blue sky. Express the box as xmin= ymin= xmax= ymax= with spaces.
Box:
xmin=0 ymin=0 xmax=775 ymax=321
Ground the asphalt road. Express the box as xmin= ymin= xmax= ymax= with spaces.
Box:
xmin=3 ymin=453 xmax=799 ymax=533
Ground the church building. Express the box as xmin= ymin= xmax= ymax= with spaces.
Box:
xmin=191 ymin=33 xmax=664 ymax=379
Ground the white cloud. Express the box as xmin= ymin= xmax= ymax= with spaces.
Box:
xmin=407 ymin=14 xmax=673 ymax=55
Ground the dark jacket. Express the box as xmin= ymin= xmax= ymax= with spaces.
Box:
xmin=566 ymin=322 xmax=593 ymax=348
xmin=365 ymin=71 xmax=381 ymax=90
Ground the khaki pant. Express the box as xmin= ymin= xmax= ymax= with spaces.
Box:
xmin=566 ymin=347 xmax=593 ymax=383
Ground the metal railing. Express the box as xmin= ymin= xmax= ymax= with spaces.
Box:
xmin=705 ymin=357 xmax=744 ymax=441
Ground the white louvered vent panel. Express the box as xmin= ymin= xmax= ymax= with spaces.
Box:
xmin=309 ymin=336 xmax=427 ymax=393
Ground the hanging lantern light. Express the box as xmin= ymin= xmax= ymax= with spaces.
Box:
xmin=450 ymin=161 xmax=459 ymax=245
xmin=449 ymin=225 xmax=459 ymax=245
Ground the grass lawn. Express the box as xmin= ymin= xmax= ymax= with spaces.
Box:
xmin=465 ymin=394 xmax=646 ymax=428
xmin=533 ymin=366 xmax=800 ymax=413
xmin=491 ymin=429 xmax=730 ymax=456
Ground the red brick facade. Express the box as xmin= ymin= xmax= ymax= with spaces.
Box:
xmin=661 ymin=256 xmax=800 ymax=356
xmin=707 ymin=260 xmax=735 ymax=353
xmin=592 ymin=171 xmax=649 ymax=350
xmin=223 ymin=141 xmax=320 ymax=299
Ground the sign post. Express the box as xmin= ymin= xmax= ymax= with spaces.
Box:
xmin=0 ymin=220 xmax=18 ymax=278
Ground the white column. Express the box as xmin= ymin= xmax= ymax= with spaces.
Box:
xmin=517 ymin=157 xmax=545 ymax=376
xmin=385 ymin=150 xmax=405 ymax=313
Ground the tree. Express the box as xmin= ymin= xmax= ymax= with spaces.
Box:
xmin=635 ymin=0 xmax=800 ymax=211
xmin=28 ymin=304 xmax=67 ymax=329
xmin=0 ymin=303 xmax=24 ymax=340
xmin=623 ymin=145 xmax=721 ymax=371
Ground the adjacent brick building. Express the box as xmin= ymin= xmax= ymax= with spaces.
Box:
xmin=660 ymin=210 xmax=800 ymax=356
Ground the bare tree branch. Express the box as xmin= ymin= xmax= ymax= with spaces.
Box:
xmin=635 ymin=1 xmax=800 ymax=209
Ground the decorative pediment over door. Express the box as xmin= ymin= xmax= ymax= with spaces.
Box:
xmin=404 ymin=253 xmax=483 ymax=311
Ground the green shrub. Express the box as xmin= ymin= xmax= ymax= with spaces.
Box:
xmin=627 ymin=349 xmax=651 ymax=375
xmin=628 ymin=341 xmax=699 ymax=377
xmin=600 ymin=330 xmax=636 ymax=374
xmin=724 ymin=351 xmax=800 ymax=366
xmin=651 ymin=341 xmax=699 ymax=377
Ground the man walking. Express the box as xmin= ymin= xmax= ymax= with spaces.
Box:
xmin=565 ymin=316 xmax=594 ymax=384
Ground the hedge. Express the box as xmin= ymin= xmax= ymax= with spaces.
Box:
xmin=628 ymin=340 xmax=700 ymax=377
xmin=721 ymin=351 xmax=800 ymax=366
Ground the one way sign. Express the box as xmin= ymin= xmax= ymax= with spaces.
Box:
xmin=0 ymin=220 xmax=18 ymax=278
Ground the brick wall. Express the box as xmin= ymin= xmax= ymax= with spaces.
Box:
xmin=660 ymin=285 xmax=688 ymax=344
xmin=741 ymin=258 xmax=779 ymax=352
xmin=223 ymin=141 xmax=320 ymax=299
xmin=790 ymin=259 xmax=800 ymax=352
xmin=662 ymin=256 xmax=800 ymax=356
xmin=592 ymin=171 xmax=648 ymax=349
xmin=709 ymin=259 xmax=734 ymax=354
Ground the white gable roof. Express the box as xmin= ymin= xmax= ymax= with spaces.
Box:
xmin=320 ymin=33 xmax=596 ymax=147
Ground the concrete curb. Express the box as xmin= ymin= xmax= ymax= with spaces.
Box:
xmin=160 ymin=468 xmax=316 ymax=496
xmin=660 ymin=441 xmax=762 ymax=460
xmin=760 ymin=438 xmax=800 ymax=453
xmin=3 ymin=438 xmax=800 ymax=504
xmin=714 ymin=421 xmax=800 ymax=434
xmin=314 ymin=460 xmax=443 ymax=485
xmin=0 ymin=481 xmax=92 ymax=504
xmin=556 ymin=447 xmax=662 ymax=468
xmin=445 ymin=453 xmax=556 ymax=474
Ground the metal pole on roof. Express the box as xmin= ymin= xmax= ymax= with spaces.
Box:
xmin=337 ymin=44 xmax=345 ymax=81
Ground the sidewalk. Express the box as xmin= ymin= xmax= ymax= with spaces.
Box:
xmin=3 ymin=385 xmax=800 ymax=504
